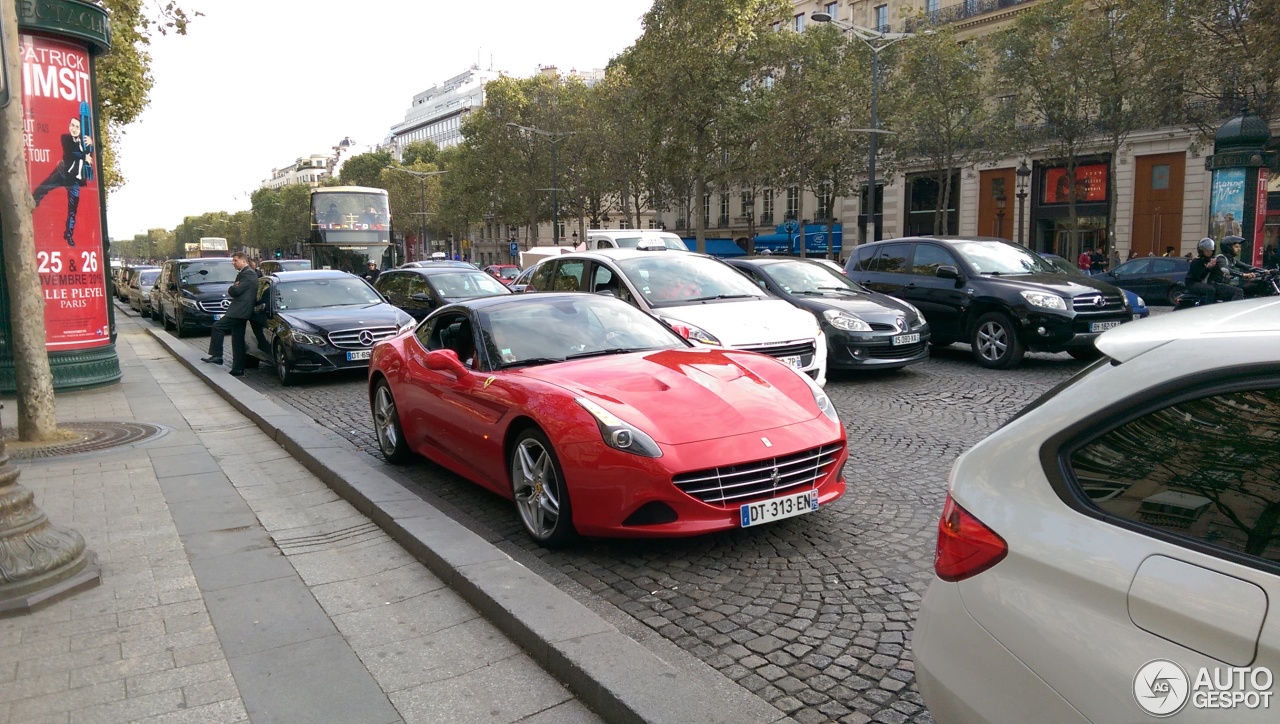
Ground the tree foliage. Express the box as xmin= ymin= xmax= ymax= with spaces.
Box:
xmin=338 ymin=150 xmax=394 ymax=188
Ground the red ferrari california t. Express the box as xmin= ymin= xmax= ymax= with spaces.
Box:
xmin=368 ymin=293 xmax=847 ymax=546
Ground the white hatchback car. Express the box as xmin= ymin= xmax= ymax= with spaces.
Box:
xmin=915 ymin=299 xmax=1280 ymax=723
xmin=524 ymin=249 xmax=828 ymax=385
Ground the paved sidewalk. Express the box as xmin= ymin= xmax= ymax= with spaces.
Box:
xmin=0 ymin=318 xmax=597 ymax=723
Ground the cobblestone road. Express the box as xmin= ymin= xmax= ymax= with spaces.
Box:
xmin=166 ymin=311 xmax=1087 ymax=723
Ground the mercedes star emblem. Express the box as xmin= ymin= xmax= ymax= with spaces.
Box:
xmin=357 ymin=330 xmax=375 ymax=346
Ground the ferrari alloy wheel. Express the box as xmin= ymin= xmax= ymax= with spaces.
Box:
xmin=372 ymin=380 xmax=409 ymax=464
xmin=511 ymin=428 xmax=575 ymax=547
xmin=971 ymin=312 xmax=1024 ymax=369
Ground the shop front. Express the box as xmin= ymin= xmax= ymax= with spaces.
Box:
xmin=1030 ymin=158 xmax=1112 ymax=262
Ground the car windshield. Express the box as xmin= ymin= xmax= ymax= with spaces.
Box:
xmin=761 ymin=260 xmax=866 ymax=295
xmin=956 ymin=241 xmax=1055 ymax=275
xmin=429 ymin=272 xmax=511 ymax=299
xmin=616 ymin=255 xmax=768 ymax=307
xmin=1041 ymin=254 xmax=1086 ymax=278
xmin=478 ymin=296 xmax=686 ymax=368
xmin=179 ymin=262 xmax=238 ymax=284
xmin=276 ymin=278 xmax=383 ymax=310
xmin=281 ymin=261 xmax=312 ymax=271
xmin=139 ymin=271 xmax=160 ymax=285
xmin=496 ymin=267 xmax=519 ymax=279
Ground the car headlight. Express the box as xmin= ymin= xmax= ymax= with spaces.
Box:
xmin=796 ymin=369 xmax=839 ymax=424
xmin=178 ymin=297 xmax=199 ymax=309
xmin=1020 ymin=291 xmax=1067 ymax=310
xmin=822 ymin=309 xmax=871 ymax=332
xmin=291 ymin=330 xmax=326 ymax=346
xmin=661 ymin=317 xmax=721 ymax=346
xmin=1135 ymin=296 xmax=1146 ymax=308
xmin=576 ymin=398 xmax=663 ymax=458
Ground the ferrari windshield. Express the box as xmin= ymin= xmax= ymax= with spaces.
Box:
xmin=478 ymin=295 xmax=687 ymax=368
xmin=956 ymin=241 xmax=1055 ymax=275
xmin=616 ymin=254 xmax=768 ymax=307
xmin=276 ymin=278 xmax=383 ymax=310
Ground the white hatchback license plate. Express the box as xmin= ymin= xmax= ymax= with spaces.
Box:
xmin=892 ymin=333 xmax=920 ymax=346
xmin=346 ymin=350 xmax=371 ymax=361
xmin=740 ymin=490 xmax=819 ymax=528
xmin=1090 ymin=321 xmax=1121 ymax=333
xmin=778 ymin=355 xmax=804 ymax=369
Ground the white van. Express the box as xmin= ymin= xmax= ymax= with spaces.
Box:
xmin=578 ymin=229 xmax=689 ymax=252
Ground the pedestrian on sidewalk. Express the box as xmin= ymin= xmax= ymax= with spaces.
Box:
xmin=202 ymin=252 xmax=256 ymax=376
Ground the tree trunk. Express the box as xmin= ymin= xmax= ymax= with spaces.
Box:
xmin=1106 ymin=139 xmax=1120 ymax=257
xmin=1066 ymin=157 xmax=1079 ymax=257
xmin=826 ymin=211 xmax=836 ymax=262
xmin=694 ymin=175 xmax=707 ymax=254
xmin=0 ymin=3 xmax=59 ymax=442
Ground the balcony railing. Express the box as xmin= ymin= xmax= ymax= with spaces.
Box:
xmin=905 ymin=0 xmax=1038 ymax=32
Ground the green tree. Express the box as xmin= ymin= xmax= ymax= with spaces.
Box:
xmin=624 ymin=0 xmax=792 ymax=253
xmin=249 ymin=185 xmax=311 ymax=254
xmin=400 ymin=140 xmax=440 ymax=167
xmin=1167 ymin=0 xmax=1280 ymax=132
xmin=338 ymin=150 xmax=393 ymax=188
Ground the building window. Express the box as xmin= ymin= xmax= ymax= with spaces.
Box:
xmin=874 ymin=4 xmax=888 ymax=32
xmin=762 ymin=189 xmax=774 ymax=223
xmin=557 ymin=222 xmax=565 ymax=239
xmin=906 ymin=171 xmax=961 ymax=236
xmin=619 ymin=219 xmax=631 ymax=229
xmin=719 ymin=195 xmax=730 ymax=225
xmin=817 ymin=185 xmax=834 ymax=220
xmin=648 ymin=219 xmax=659 ymax=229
xmin=740 ymin=191 xmax=754 ymax=218
xmin=703 ymin=193 xmax=712 ymax=225
xmin=794 ymin=13 xmax=805 ymax=32
xmin=825 ymin=2 xmax=838 ymax=20
xmin=927 ymin=0 xmax=939 ymax=16
xmin=786 ymin=187 xmax=799 ymax=220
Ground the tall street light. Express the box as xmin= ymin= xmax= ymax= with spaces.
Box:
xmin=387 ymin=167 xmax=446 ymax=261
xmin=1015 ymin=160 xmax=1032 ymax=247
xmin=507 ymin=123 xmax=576 ymax=245
xmin=812 ymin=12 xmax=921 ymax=246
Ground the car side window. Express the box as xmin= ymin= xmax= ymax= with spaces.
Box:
xmin=875 ymin=243 xmax=911 ymax=274
xmin=529 ymin=262 xmax=555 ymax=292
xmin=408 ymin=275 xmax=434 ymax=299
xmin=596 ymin=239 xmax=612 ymax=250
xmin=850 ymin=245 xmax=877 ymax=272
xmin=589 ymin=264 xmax=633 ymax=303
xmin=1115 ymin=259 xmax=1152 ymax=275
xmin=1067 ymin=385 xmax=1280 ymax=565
xmin=553 ymin=261 xmax=585 ymax=291
xmin=910 ymin=244 xmax=958 ymax=276
xmin=736 ymin=265 xmax=770 ymax=291
xmin=1150 ymin=259 xmax=1180 ymax=274
xmin=419 ymin=312 xmax=477 ymax=367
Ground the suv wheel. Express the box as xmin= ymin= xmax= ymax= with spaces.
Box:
xmin=971 ymin=312 xmax=1025 ymax=369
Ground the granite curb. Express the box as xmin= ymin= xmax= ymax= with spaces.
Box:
xmin=146 ymin=326 xmax=788 ymax=724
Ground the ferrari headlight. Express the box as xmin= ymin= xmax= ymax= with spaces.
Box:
xmin=576 ymin=397 xmax=663 ymax=458
xmin=1020 ymin=291 xmax=1067 ymax=310
xmin=797 ymin=369 xmax=839 ymax=424
xmin=822 ymin=309 xmax=871 ymax=332
xmin=292 ymin=330 xmax=326 ymax=346
xmin=661 ymin=317 xmax=721 ymax=346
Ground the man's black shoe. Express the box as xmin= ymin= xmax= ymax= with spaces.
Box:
xmin=229 ymin=370 xmax=244 ymax=377
xmin=201 ymin=356 xmax=223 ymax=364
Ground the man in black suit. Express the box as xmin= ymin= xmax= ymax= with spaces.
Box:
xmin=202 ymin=253 xmax=257 ymax=376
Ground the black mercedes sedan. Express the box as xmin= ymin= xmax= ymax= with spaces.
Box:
xmin=373 ymin=265 xmax=510 ymax=321
xmin=244 ymin=270 xmax=415 ymax=386
xmin=727 ymin=257 xmax=930 ymax=371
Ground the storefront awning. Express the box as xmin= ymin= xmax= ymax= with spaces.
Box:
xmin=752 ymin=233 xmax=791 ymax=251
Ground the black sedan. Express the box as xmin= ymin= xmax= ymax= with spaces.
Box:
xmin=1091 ymin=256 xmax=1191 ymax=306
xmin=244 ymin=270 xmax=415 ymax=386
xmin=727 ymin=257 xmax=930 ymax=370
xmin=373 ymin=266 xmax=511 ymax=321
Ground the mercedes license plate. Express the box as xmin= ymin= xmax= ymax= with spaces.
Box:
xmin=778 ymin=355 xmax=804 ymax=369
xmin=346 ymin=349 xmax=372 ymax=361
xmin=1090 ymin=321 xmax=1121 ymax=333
xmin=740 ymin=490 xmax=819 ymax=528
xmin=892 ymin=333 xmax=920 ymax=346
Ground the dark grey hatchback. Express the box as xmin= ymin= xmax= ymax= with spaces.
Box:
xmin=845 ymin=237 xmax=1133 ymax=368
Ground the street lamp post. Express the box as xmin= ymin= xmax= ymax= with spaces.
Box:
xmin=1015 ymin=161 xmax=1032 ymax=247
xmin=507 ymin=123 xmax=576 ymax=245
xmin=812 ymin=12 xmax=921 ymax=246
xmin=387 ymin=167 xmax=447 ymax=262
xmin=995 ymin=194 xmax=1007 ymax=240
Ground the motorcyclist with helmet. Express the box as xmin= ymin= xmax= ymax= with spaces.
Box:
xmin=1219 ymin=236 xmax=1269 ymax=296
xmin=1185 ymin=237 xmax=1244 ymax=305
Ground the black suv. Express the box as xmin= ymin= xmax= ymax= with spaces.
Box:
xmin=153 ymin=258 xmax=239 ymax=337
xmin=845 ymin=237 xmax=1133 ymax=368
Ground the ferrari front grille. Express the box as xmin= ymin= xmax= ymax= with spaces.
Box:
xmin=673 ymin=442 xmax=843 ymax=507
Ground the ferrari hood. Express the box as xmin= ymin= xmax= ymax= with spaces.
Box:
xmin=520 ymin=348 xmax=822 ymax=445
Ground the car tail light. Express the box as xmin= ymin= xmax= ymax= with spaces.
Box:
xmin=935 ymin=493 xmax=1007 ymax=582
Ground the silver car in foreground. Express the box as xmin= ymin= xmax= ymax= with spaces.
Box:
xmin=915 ymin=299 xmax=1280 ymax=722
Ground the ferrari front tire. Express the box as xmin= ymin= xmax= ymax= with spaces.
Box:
xmin=371 ymin=379 xmax=410 ymax=464
xmin=510 ymin=428 xmax=575 ymax=547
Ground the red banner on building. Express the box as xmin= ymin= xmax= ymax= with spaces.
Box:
xmin=1044 ymin=164 xmax=1108 ymax=204
xmin=1254 ymin=168 xmax=1269 ymax=267
xmin=21 ymin=34 xmax=109 ymax=351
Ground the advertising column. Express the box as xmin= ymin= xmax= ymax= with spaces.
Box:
xmin=0 ymin=0 xmax=119 ymax=392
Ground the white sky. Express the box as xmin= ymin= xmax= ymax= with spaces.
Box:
xmin=106 ymin=0 xmax=653 ymax=240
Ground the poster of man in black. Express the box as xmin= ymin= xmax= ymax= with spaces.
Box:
xmin=32 ymin=105 xmax=94 ymax=248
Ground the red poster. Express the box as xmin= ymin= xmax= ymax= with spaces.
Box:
xmin=1043 ymin=164 xmax=1108 ymax=204
xmin=21 ymin=33 xmax=109 ymax=351
xmin=1254 ymin=168 xmax=1269 ymax=267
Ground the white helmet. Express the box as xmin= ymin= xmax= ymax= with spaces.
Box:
xmin=1197 ymin=237 xmax=1215 ymax=254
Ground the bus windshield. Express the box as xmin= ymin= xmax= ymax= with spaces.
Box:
xmin=312 ymin=191 xmax=389 ymax=231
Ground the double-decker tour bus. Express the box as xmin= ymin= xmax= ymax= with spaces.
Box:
xmin=198 ymin=237 xmax=229 ymax=258
xmin=308 ymin=186 xmax=392 ymax=272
